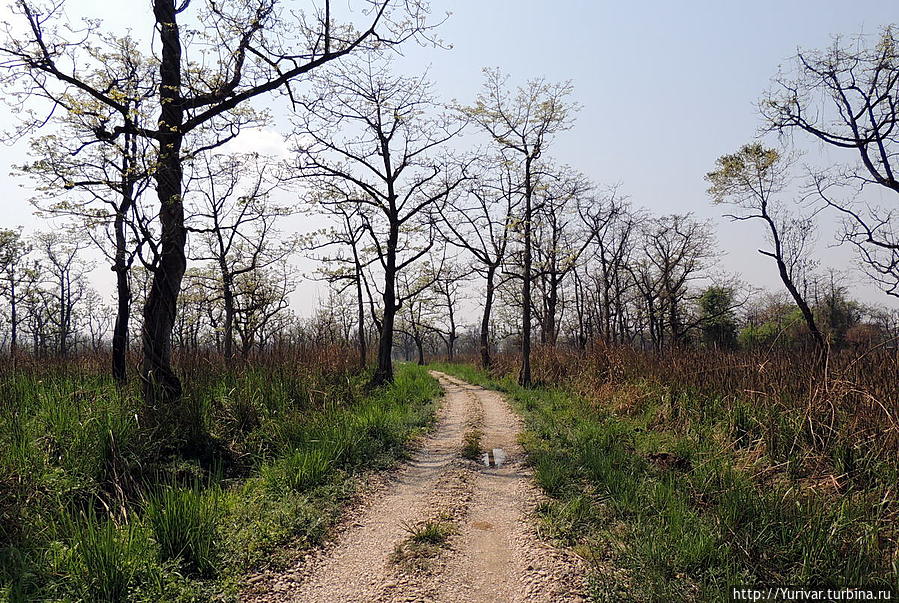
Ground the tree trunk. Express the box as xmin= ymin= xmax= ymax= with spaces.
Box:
xmin=112 ymin=263 xmax=130 ymax=385
xmin=480 ymin=265 xmax=495 ymax=369
xmin=519 ymin=157 xmax=533 ymax=387
xmin=221 ymin=263 xmax=235 ymax=362
xmin=545 ymin=273 xmax=559 ymax=346
xmin=354 ymin=250 xmax=366 ymax=371
xmin=772 ymin=253 xmax=826 ymax=352
xmin=762 ymin=214 xmax=827 ymax=355
xmin=415 ymin=335 xmax=424 ymax=365
xmin=9 ymin=271 xmax=16 ymax=368
xmin=142 ymin=0 xmax=187 ymax=413
xmin=371 ymin=220 xmax=399 ymax=386
xmin=111 ymin=147 xmax=134 ymax=386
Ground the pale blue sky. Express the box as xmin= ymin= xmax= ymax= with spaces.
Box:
xmin=2 ymin=1 xmax=897 ymax=310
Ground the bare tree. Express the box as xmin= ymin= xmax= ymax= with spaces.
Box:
xmin=14 ymin=35 xmax=155 ymax=383
xmin=763 ymin=27 xmax=899 ymax=297
xmin=32 ymin=231 xmax=92 ymax=356
xmin=430 ymin=259 xmax=470 ymax=361
xmin=707 ymin=143 xmax=825 ymax=351
xmin=580 ymin=196 xmax=636 ymax=345
xmin=2 ymin=0 xmax=435 ymax=419
xmin=0 ymin=228 xmax=32 ymax=363
xmin=294 ymin=57 xmax=466 ymax=385
xmin=304 ymin=196 xmax=375 ymax=370
xmin=187 ymin=152 xmax=293 ymax=362
xmin=629 ymin=214 xmax=714 ymax=349
xmin=462 ymin=68 xmax=577 ymax=386
xmin=531 ymin=168 xmax=597 ymax=346
xmin=438 ymin=156 xmax=518 ymax=367
xmin=233 ymin=261 xmax=297 ymax=356
xmin=83 ymin=288 xmax=112 ymax=352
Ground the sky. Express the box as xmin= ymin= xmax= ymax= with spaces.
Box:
xmin=1 ymin=0 xmax=898 ymax=316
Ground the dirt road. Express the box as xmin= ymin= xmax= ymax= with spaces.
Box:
xmin=243 ymin=371 xmax=585 ymax=603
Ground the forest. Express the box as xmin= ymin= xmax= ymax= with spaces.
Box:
xmin=0 ymin=1 xmax=897 ymax=601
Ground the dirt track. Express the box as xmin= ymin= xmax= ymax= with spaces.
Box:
xmin=243 ymin=371 xmax=585 ymax=603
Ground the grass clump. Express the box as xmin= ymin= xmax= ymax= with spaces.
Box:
xmin=146 ymin=483 xmax=221 ymax=577
xmin=63 ymin=510 xmax=158 ymax=603
xmin=461 ymin=428 xmax=483 ymax=461
xmin=391 ymin=519 xmax=456 ymax=569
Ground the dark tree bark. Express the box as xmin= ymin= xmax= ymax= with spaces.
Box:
xmin=142 ymin=0 xmax=187 ymax=409
xmin=520 ymin=156 xmax=534 ymax=386
xmin=372 ymin=219 xmax=400 ymax=385
xmin=480 ymin=266 xmax=495 ymax=368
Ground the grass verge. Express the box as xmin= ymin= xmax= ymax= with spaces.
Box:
xmin=1 ymin=361 xmax=439 ymax=602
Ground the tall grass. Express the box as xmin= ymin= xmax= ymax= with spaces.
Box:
xmin=0 ymin=348 xmax=439 ymax=601
xmin=433 ymin=348 xmax=899 ymax=601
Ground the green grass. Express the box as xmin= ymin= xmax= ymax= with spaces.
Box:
xmin=461 ymin=428 xmax=483 ymax=461
xmin=430 ymin=362 xmax=899 ymax=602
xmin=0 ymin=361 xmax=440 ymax=601
xmin=391 ymin=518 xmax=456 ymax=568
xmin=146 ymin=482 xmax=221 ymax=577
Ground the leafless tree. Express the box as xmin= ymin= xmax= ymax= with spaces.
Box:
xmin=580 ymin=196 xmax=637 ymax=345
xmin=32 ymin=231 xmax=92 ymax=356
xmin=294 ymin=56 xmax=466 ymax=384
xmin=630 ymin=214 xmax=715 ymax=349
xmin=2 ymin=0 xmax=435 ymax=418
xmin=437 ymin=156 xmax=518 ymax=367
xmin=707 ymin=143 xmax=825 ymax=351
xmin=462 ymin=68 xmax=577 ymax=386
xmin=304 ymin=196 xmax=376 ymax=370
xmin=0 ymin=228 xmax=33 ymax=363
xmin=430 ymin=259 xmax=470 ymax=361
xmin=763 ymin=27 xmax=899 ymax=297
xmin=187 ymin=152 xmax=294 ymax=361
xmin=10 ymin=34 xmax=155 ymax=383
xmin=531 ymin=168 xmax=596 ymax=346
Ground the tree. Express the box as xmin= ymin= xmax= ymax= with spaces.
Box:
xmin=0 ymin=228 xmax=32 ymax=363
xmin=2 ymin=0 xmax=434 ymax=422
xmin=304 ymin=197 xmax=375 ymax=371
xmin=630 ymin=214 xmax=714 ymax=349
xmin=463 ymin=68 xmax=577 ymax=386
xmin=763 ymin=27 xmax=899 ymax=297
xmin=14 ymin=33 xmax=156 ymax=384
xmin=437 ymin=156 xmax=518 ymax=367
xmin=188 ymin=152 xmax=293 ymax=362
xmin=698 ymin=285 xmax=738 ymax=349
xmin=295 ymin=57 xmax=465 ymax=385
xmin=430 ymin=259 xmax=470 ymax=361
xmin=232 ymin=261 xmax=297 ymax=356
xmin=707 ymin=143 xmax=826 ymax=352
xmin=579 ymin=195 xmax=636 ymax=345
xmin=32 ymin=231 xmax=92 ymax=356
xmin=531 ymin=168 xmax=596 ymax=346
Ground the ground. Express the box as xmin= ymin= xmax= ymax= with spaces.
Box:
xmin=243 ymin=371 xmax=586 ymax=602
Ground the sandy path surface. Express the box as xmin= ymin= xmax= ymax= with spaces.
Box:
xmin=243 ymin=371 xmax=585 ymax=603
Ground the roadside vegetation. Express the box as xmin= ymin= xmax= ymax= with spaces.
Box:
xmin=432 ymin=344 xmax=899 ymax=601
xmin=0 ymin=351 xmax=439 ymax=602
